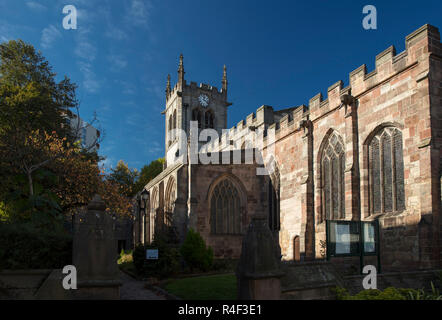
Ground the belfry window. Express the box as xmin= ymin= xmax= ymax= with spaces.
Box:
xmin=192 ymin=109 xmax=202 ymax=129
xmin=210 ymin=179 xmax=241 ymax=234
xmin=168 ymin=115 xmax=173 ymax=146
xmin=173 ymin=109 xmax=177 ymax=130
xmin=368 ymin=127 xmax=405 ymax=215
xmin=320 ymin=132 xmax=345 ymax=222
xmin=205 ymin=110 xmax=214 ymax=129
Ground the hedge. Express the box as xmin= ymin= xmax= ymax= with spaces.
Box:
xmin=0 ymin=222 xmax=72 ymax=270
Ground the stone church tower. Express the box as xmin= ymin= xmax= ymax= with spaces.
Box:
xmin=163 ymin=54 xmax=232 ymax=168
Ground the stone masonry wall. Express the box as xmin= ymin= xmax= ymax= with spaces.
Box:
xmin=254 ymin=24 xmax=442 ymax=271
xmin=189 ymin=151 xmax=267 ymax=258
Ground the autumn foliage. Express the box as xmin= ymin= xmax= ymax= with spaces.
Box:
xmin=0 ymin=39 xmax=133 ymax=221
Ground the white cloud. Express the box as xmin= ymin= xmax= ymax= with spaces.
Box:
xmin=105 ymin=25 xmax=128 ymax=41
xmin=74 ymin=28 xmax=100 ymax=92
xmin=41 ymin=25 xmax=62 ymax=49
xmin=123 ymin=87 xmax=135 ymax=95
xmin=74 ymin=40 xmax=97 ymax=61
xmin=108 ymin=54 xmax=128 ymax=71
xmin=126 ymin=0 xmax=152 ymax=27
xmin=74 ymin=29 xmax=97 ymax=62
xmin=26 ymin=1 xmax=47 ymax=11
xmin=148 ymin=141 xmax=162 ymax=154
xmin=125 ymin=113 xmax=139 ymax=126
xmin=78 ymin=61 xmax=100 ymax=93
xmin=146 ymin=80 xmax=164 ymax=107
xmin=113 ymin=80 xmax=135 ymax=95
xmin=0 ymin=21 xmax=34 ymax=43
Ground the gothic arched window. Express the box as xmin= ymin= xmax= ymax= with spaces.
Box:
xmin=210 ymin=178 xmax=242 ymax=234
xmin=368 ymin=127 xmax=405 ymax=215
xmin=164 ymin=178 xmax=176 ymax=227
xmin=150 ymin=188 xmax=159 ymax=242
xmin=321 ymin=132 xmax=345 ymax=222
xmin=168 ymin=115 xmax=172 ymax=131
xmin=168 ymin=115 xmax=173 ymax=145
xmin=205 ymin=110 xmax=214 ymax=129
xmin=192 ymin=109 xmax=202 ymax=129
xmin=173 ymin=109 xmax=177 ymax=130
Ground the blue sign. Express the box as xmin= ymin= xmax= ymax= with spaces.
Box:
xmin=146 ymin=249 xmax=159 ymax=260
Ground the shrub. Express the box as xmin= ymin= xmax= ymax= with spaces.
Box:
xmin=0 ymin=221 xmax=72 ymax=270
xmin=180 ymin=229 xmax=213 ymax=272
xmin=133 ymin=239 xmax=181 ymax=279
xmin=405 ymin=282 xmax=442 ymax=300
xmin=118 ymin=249 xmax=133 ymax=265
xmin=333 ymin=286 xmax=351 ymax=300
xmin=335 ymin=285 xmax=441 ymax=300
xmin=335 ymin=287 xmax=404 ymax=300
xmin=133 ymin=244 xmax=146 ymax=272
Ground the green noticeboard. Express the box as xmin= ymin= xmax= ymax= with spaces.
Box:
xmin=327 ymin=221 xmax=359 ymax=256
xmin=326 ymin=220 xmax=380 ymax=273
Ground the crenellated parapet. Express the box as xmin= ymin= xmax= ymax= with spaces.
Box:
xmin=188 ymin=81 xmax=226 ymax=96
xmin=199 ymin=24 xmax=441 ymax=154
xmin=205 ymin=104 xmax=308 ymax=153
xmin=308 ymin=24 xmax=440 ymax=118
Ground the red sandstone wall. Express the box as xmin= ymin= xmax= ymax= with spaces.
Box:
xmin=260 ymin=24 xmax=441 ymax=271
xmin=190 ymin=161 xmax=267 ymax=258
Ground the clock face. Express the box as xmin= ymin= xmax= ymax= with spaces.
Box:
xmin=198 ymin=94 xmax=209 ymax=107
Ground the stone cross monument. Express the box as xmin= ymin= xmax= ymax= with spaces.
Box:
xmin=72 ymin=195 xmax=122 ymax=299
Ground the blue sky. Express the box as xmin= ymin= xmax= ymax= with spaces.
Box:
xmin=0 ymin=0 xmax=440 ymax=171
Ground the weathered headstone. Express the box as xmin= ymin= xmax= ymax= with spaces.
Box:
xmin=72 ymin=195 xmax=122 ymax=299
xmin=236 ymin=213 xmax=284 ymax=300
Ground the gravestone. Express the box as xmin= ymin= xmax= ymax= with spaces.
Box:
xmin=236 ymin=213 xmax=285 ymax=300
xmin=72 ymin=195 xmax=122 ymax=299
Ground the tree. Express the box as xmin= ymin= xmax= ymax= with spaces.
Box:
xmin=133 ymin=158 xmax=164 ymax=193
xmin=108 ymin=160 xmax=139 ymax=198
xmin=0 ymin=40 xmax=77 ymax=140
xmin=0 ymin=40 xmax=103 ymax=220
xmin=99 ymin=179 xmax=133 ymax=217
xmin=1 ymin=129 xmax=71 ymax=197
xmin=51 ymin=149 xmax=101 ymax=213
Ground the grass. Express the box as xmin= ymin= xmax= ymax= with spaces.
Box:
xmin=164 ymin=273 xmax=237 ymax=300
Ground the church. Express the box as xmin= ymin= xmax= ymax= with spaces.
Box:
xmin=134 ymin=24 xmax=442 ymax=273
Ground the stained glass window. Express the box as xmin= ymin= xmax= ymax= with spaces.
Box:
xmin=368 ymin=127 xmax=405 ymax=215
xmin=210 ymin=179 xmax=241 ymax=234
xmin=321 ymin=132 xmax=345 ymax=222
